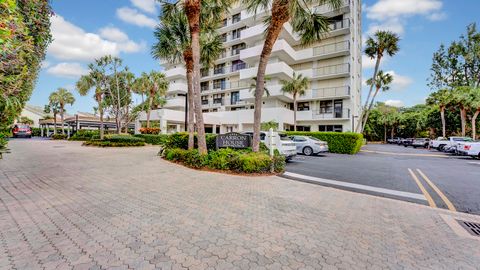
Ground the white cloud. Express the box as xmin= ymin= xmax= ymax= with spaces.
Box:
xmin=47 ymin=62 xmax=88 ymax=78
xmin=41 ymin=61 xmax=51 ymax=69
xmin=385 ymin=70 xmax=413 ymax=90
xmin=48 ymin=15 xmax=144 ymax=62
xmin=116 ymin=7 xmax=157 ymax=28
xmin=385 ymin=100 xmax=405 ymax=108
xmin=99 ymin=26 xmax=129 ymax=42
xmin=365 ymin=0 xmax=445 ymax=36
xmin=130 ymin=0 xmax=157 ymax=14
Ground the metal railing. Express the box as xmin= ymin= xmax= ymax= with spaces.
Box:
xmin=312 ymin=109 xmax=350 ymax=119
xmin=313 ymin=63 xmax=350 ymax=77
xmin=313 ymin=41 xmax=349 ymax=56
xmin=329 ymin=19 xmax=350 ymax=31
xmin=231 ymin=62 xmax=247 ymax=72
xmin=310 ymin=86 xmax=350 ymax=98
xmin=314 ymin=0 xmax=349 ymax=14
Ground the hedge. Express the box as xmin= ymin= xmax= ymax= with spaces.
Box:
xmin=69 ymin=130 xmax=99 ymax=141
xmin=134 ymin=134 xmax=169 ymax=145
xmin=139 ymin=127 xmax=160 ymax=134
xmin=286 ymin=132 xmax=363 ymax=154
xmin=51 ymin=134 xmax=68 ymax=140
xmin=162 ymin=147 xmax=285 ymax=173
xmin=31 ymin=127 xmax=41 ymax=137
xmin=83 ymin=134 xmax=145 ymax=147
xmin=164 ymin=132 xmax=217 ymax=150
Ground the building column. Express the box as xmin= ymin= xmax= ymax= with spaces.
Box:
xmin=160 ymin=118 xmax=167 ymax=134
xmin=40 ymin=125 xmax=44 ymax=137
xmin=134 ymin=119 xmax=141 ymax=134
xmin=212 ymin=125 xmax=217 ymax=134
xmin=176 ymin=124 xmax=181 ymax=133
xmin=237 ymin=123 xmax=243 ymax=132
xmin=278 ymin=122 xmax=284 ymax=131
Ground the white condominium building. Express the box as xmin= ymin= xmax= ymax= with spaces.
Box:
xmin=137 ymin=0 xmax=362 ymax=134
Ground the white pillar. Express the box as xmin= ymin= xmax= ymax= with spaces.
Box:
xmin=134 ymin=119 xmax=141 ymax=134
xmin=41 ymin=125 xmax=44 ymax=137
xmin=160 ymin=118 xmax=167 ymax=134
xmin=212 ymin=125 xmax=217 ymax=134
xmin=176 ymin=124 xmax=181 ymax=133
xmin=238 ymin=123 xmax=243 ymax=132
xmin=278 ymin=122 xmax=284 ymax=131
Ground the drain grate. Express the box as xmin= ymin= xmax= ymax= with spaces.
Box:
xmin=457 ymin=220 xmax=480 ymax=237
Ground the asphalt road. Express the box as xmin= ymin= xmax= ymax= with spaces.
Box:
xmin=284 ymin=143 xmax=480 ymax=215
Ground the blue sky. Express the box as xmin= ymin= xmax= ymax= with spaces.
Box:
xmin=31 ymin=0 xmax=480 ymax=113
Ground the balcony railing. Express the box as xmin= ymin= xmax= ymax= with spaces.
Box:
xmin=313 ymin=63 xmax=350 ymax=77
xmin=310 ymin=86 xmax=350 ymax=98
xmin=314 ymin=0 xmax=349 ymax=14
xmin=312 ymin=109 xmax=350 ymax=119
xmin=329 ymin=19 xmax=350 ymax=31
xmin=231 ymin=62 xmax=247 ymax=72
xmin=203 ymin=81 xmax=249 ymax=92
xmin=313 ymin=41 xmax=349 ymax=56
xmin=214 ymin=67 xmax=225 ymax=75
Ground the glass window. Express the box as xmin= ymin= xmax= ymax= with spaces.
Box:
xmin=213 ymin=64 xmax=225 ymax=75
xmin=213 ymin=93 xmax=224 ymax=104
xmin=231 ymin=60 xmax=246 ymax=71
xmin=231 ymin=91 xmax=240 ymax=105
xmin=201 ymin=96 xmax=209 ymax=105
xmin=297 ymin=102 xmax=310 ymax=111
xmin=221 ymin=33 xmax=227 ymax=42
xmin=232 ymin=27 xmax=246 ymax=39
xmin=201 ymin=82 xmax=209 ymax=92
xmin=319 ymin=125 xmax=343 ymax=132
xmin=201 ymin=68 xmax=209 ymax=77
xmin=213 ymin=79 xmax=226 ymax=89
xmin=232 ymin=13 xmax=241 ymax=23
xmin=319 ymin=101 xmax=333 ymax=113
xmin=222 ymin=18 xmax=227 ymax=27
xmin=232 ymin=43 xmax=246 ymax=56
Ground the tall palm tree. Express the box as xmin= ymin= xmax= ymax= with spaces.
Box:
xmin=45 ymin=101 xmax=60 ymax=135
xmin=76 ymin=61 xmax=107 ymax=139
xmin=244 ymin=0 xmax=342 ymax=151
xmin=49 ymin=88 xmax=75 ymax=135
xmin=468 ymin=87 xmax=480 ymax=140
xmin=153 ymin=1 xmax=225 ymax=151
xmin=452 ymin=87 xmax=470 ymax=137
xmin=133 ymin=71 xmax=169 ymax=128
xmin=361 ymin=70 xmax=394 ymax=131
xmin=280 ymin=72 xmax=309 ymax=131
xmin=357 ymin=30 xmax=400 ymax=133
xmin=426 ymin=89 xmax=452 ymax=138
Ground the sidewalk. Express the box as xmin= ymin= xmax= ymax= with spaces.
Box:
xmin=0 ymin=139 xmax=479 ymax=269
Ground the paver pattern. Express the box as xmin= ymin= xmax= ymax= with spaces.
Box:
xmin=1 ymin=139 xmax=480 ymax=270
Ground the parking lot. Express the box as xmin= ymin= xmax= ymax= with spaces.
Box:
xmin=284 ymin=143 xmax=480 ymax=215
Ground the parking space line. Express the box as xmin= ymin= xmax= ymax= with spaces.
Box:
xmin=408 ymin=168 xmax=436 ymax=208
xmin=416 ymin=169 xmax=456 ymax=212
xmin=361 ymin=150 xmax=447 ymax=158
xmin=282 ymin=172 xmax=426 ymax=201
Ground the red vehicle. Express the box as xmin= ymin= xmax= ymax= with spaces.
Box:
xmin=12 ymin=124 xmax=32 ymax=138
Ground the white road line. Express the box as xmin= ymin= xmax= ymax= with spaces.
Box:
xmin=468 ymin=162 xmax=480 ymax=165
xmin=283 ymin=172 xmax=427 ymax=201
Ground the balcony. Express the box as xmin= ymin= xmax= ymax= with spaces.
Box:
xmin=213 ymin=67 xmax=225 ymax=75
xmin=165 ymin=67 xmax=186 ymax=80
xmin=163 ymin=96 xmax=186 ymax=109
xmin=231 ymin=62 xmax=247 ymax=72
xmin=202 ymin=81 xmax=249 ymax=93
xmin=300 ymin=86 xmax=350 ymax=101
xmin=314 ymin=0 xmax=349 ymax=15
xmin=297 ymin=109 xmax=350 ymax=121
xmin=167 ymin=81 xmax=188 ymax=94
xmin=310 ymin=63 xmax=350 ymax=79
xmin=313 ymin=41 xmax=349 ymax=57
xmin=240 ymin=62 xmax=294 ymax=81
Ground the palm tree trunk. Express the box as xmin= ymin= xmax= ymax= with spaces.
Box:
xmin=384 ymin=123 xmax=387 ymax=143
xmin=472 ymin=109 xmax=479 ymax=140
xmin=184 ymin=50 xmax=195 ymax=150
xmin=185 ymin=0 xmax=207 ymax=154
xmin=361 ymin=87 xmax=381 ymax=132
xmin=53 ymin=112 xmax=57 ymax=135
xmin=293 ymin=95 xmax=297 ymax=132
xmin=146 ymin=95 xmax=153 ymax=128
xmin=60 ymin=106 xmax=65 ymax=135
xmin=99 ymin=107 xmax=104 ymax=140
xmin=391 ymin=126 xmax=394 ymax=139
xmin=440 ymin=106 xmax=446 ymax=138
xmin=252 ymin=0 xmax=290 ymax=152
xmin=357 ymin=56 xmax=382 ymax=133
xmin=460 ymin=107 xmax=466 ymax=137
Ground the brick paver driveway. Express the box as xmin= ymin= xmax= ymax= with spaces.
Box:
xmin=1 ymin=139 xmax=480 ymax=270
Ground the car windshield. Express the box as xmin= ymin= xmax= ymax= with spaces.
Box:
xmin=453 ymin=137 xmax=473 ymax=142
xmin=308 ymin=136 xmax=321 ymax=141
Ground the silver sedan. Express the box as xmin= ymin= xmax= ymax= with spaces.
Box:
xmin=291 ymin=136 xmax=329 ymax=156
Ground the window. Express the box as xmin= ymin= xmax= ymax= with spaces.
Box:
xmin=296 ymin=126 xmax=311 ymax=132
xmin=334 ymin=100 xmax=343 ymax=118
xmin=213 ymin=93 xmax=224 ymax=104
xmin=221 ymin=33 xmax=227 ymax=42
xmin=222 ymin=18 xmax=227 ymax=27
xmin=293 ymin=136 xmax=307 ymax=142
xmin=297 ymin=102 xmax=310 ymax=111
xmin=231 ymin=43 xmax=246 ymax=56
xmin=319 ymin=100 xmax=333 ymax=113
xmin=220 ymin=48 xmax=226 ymax=58
xmin=232 ymin=13 xmax=241 ymax=23
xmin=214 ymin=64 xmax=225 ymax=75
xmin=231 ymin=60 xmax=246 ymax=71
xmin=201 ymin=68 xmax=209 ymax=77
xmin=231 ymin=91 xmax=240 ymax=105
xmin=201 ymin=96 xmax=209 ymax=105
xmin=330 ymin=15 xmax=345 ymax=30
xmin=201 ymin=82 xmax=209 ymax=92
xmin=318 ymin=125 xmax=343 ymax=132
xmin=213 ymin=78 xmax=226 ymax=89
xmin=232 ymin=27 xmax=246 ymax=39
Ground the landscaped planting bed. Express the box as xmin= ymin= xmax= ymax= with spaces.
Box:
xmin=286 ymin=131 xmax=363 ymax=154
xmin=83 ymin=134 xmax=145 ymax=147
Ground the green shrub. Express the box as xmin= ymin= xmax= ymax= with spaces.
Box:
xmin=51 ymin=134 xmax=67 ymax=140
xmin=164 ymin=132 xmax=217 ymax=150
xmin=286 ymin=132 xmax=363 ymax=154
xmin=69 ymin=130 xmax=100 ymax=141
xmin=31 ymin=127 xmax=41 ymax=137
xmin=230 ymin=152 xmax=271 ymax=173
xmin=139 ymin=127 xmax=160 ymax=134
xmin=134 ymin=134 xmax=168 ymax=145
xmin=205 ymin=148 xmax=239 ymax=170
xmin=83 ymin=140 xmax=145 ymax=147
xmin=104 ymin=134 xmax=145 ymax=143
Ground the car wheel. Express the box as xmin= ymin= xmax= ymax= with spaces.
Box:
xmin=303 ymin=146 xmax=313 ymax=156
xmin=438 ymin=145 xmax=445 ymax=151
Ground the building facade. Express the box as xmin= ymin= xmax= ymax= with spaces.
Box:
xmin=137 ymin=0 xmax=362 ymax=134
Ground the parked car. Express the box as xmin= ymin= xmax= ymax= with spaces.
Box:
xmin=430 ymin=136 xmax=473 ymax=152
xmin=410 ymin=138 xmax=430 ymax=148
xmin=243 ymin=131 xmax=297 ymax=160
xmin=386 ymin=137 xmax=401 ymax=144
xmin=401 ymin=138 xmax=414 ymax=147
xmin=457 ymin=142 xmax=480 ymax=158
xmin=291 ymin=135 xmax=328 ymax=156
xmin=12 ymin=124 xmax=32 ymax=138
